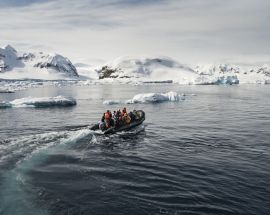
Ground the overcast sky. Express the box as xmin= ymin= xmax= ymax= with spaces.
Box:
xmin=0 ymin=0 xmax=270 ymax=64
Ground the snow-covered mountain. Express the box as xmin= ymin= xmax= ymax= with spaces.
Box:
xmin=96 ymin=56 xmax=198 ymax=84
xmin=0 ymin=45 xmax=78 ymax=80
xmin=195 ymin=64 xmax=270 ymax=84
xmin=95 ymin=56 xmax=270 ymax=85
xmin=1 ymin=45 xmax=270 ymax=84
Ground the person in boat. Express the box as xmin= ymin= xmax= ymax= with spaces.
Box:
xmin=134 ymin=109 xmax=141 ymax=120
xmin=105 ymin=110 xmax=114 ymax=128
xmin=128 ymin=110 xmax=136 ymax=122
xmin=113 ymin=110 xmax=119 ymax=128
xmin=98 ymin=110 xmax=113 ymax=131
xmin=99 ymin=113 xmax=106 ymax=131
xmin=121 ymin=107 xmax=131 ymax=124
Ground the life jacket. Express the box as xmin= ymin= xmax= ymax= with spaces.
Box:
xmin=123 ymin=112 xmax=131 ymax=124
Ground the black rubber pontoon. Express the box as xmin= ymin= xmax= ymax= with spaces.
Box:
xmin=90 ymin=110 xmax=145 ymax=135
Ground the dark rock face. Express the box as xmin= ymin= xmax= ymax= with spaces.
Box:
xmin=17 ymin=53 xmax=35 ymax=61
xmin=97 ymin=66 xmax=119 ymax=79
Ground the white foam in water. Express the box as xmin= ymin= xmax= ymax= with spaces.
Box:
xmin=103 ymin=91 xmax=185 ymax=105
xmin=0 ymin=128 xmax=93 ymax=215
xmin=4 ymin=96 xmax=77 ymax=108
xmin=0 ymin=129 xmax=93 ymax=166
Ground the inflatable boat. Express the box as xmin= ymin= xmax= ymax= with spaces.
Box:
xmin=90 ymin=110 xmax=145 ymax=135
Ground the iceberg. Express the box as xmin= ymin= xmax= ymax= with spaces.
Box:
xmin=195 ymin=75 xmax=239 ymax=85
xmin=127 ymin=91 xmax=185 ymax=103
xmin=0 ymin=89 xmax=15 ymax=93
xmin=9 ymin=96 xmax=76 ymax=108
xmin=103 ymin=91 xmax=185 ymax=105
xmin=264 ymin=79 xmax=270 ymax=84
xmin=216 ymin=76 xmax=239 ymax=85
xmin=0 ymin=101 xmax=12 ymax=108
xmin=102 ymin=100 xmax=122 ymax=105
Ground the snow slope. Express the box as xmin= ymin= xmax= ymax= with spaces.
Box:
xmin=96 ymin=56 xmax=198 ymax=84
xmin=95 ymin=56 xmax=270 ymax=85
xmin=0 ymin=45 xmax=78 ymax=80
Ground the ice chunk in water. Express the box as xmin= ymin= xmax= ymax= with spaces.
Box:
xmin=9 ymin=96 xmax=76 ymax=108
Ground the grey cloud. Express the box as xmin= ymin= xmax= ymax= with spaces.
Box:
xmin=0 ymin=0 xmax=55 ymax=7
xmin=1 ymin=0 xmax=270 ymax=63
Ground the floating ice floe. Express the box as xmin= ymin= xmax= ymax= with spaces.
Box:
xmin=0 ymin=96 xmax=76 ymax=108
xmin=265 ymin=79 xmax=270 ymax=84
xmin=0 ymin=101 xmax=12 ymax=108
xmin=216 ymin=76 xmax=239 ymax=85
xmin=102 ymin=100 xmax=122 ymax=105
xmin=195 ymin=75 xmax=239 ymax=85
xmin=0 ymin=89 xmax=15 ymax=93
xmin=127 ymin=91 xmax=185 ymax=103
xmin=103 ymin=91 xmax=185 ymax=105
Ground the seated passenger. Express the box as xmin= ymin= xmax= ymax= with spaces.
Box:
xmin=122 ymin=109 xmax=131 ymax=124
xmin=122 ymin=107 xmax=127 ymax=116
xmin=104 ymin=110 xmax=112 ymax=128
xmin=113 ymin=110 xmax=120 ymax=128
xmin=117 ymin=109 xmax=122 ymax=126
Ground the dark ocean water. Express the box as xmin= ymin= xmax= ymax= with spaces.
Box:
xmin=0 ymin=84 xmax=270 ymax=215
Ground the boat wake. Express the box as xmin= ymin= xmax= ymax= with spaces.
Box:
xmin=0 ymin=128 xmax=93 ymax=215
xmin=0 ymin=123 xmax=146 ymax=214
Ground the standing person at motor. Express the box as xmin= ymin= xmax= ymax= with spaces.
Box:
xmin=128 ymin=111 xmax=136 ymax=122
